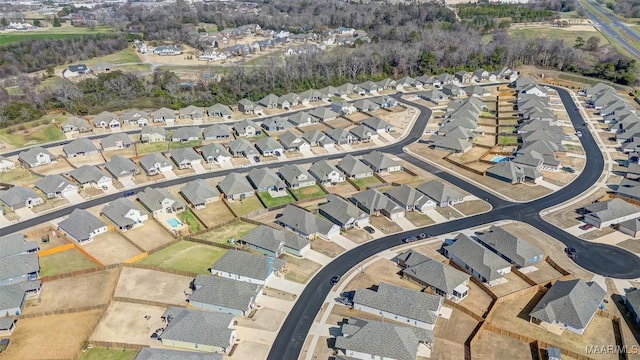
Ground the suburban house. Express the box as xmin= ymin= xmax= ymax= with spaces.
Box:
xmin=62 ymin=117 xmax=92 ymax=133
xmin=476 ymin=226 xmax=544 ymax=269
xmin=188 ymin=274 xmax=262 ymax=317
xmin=101 ymin=198 xmax=148 ymax=231
xmin=180 ymin=179 xmax=219 ymax=209
xmin=203 ymin=124 xmax=231 ymax=140
xmin=309 ymin=160 xmax=345 ymax=184
xmin=63 ymin=138 xmax=98 ymax=158
xmin=418 ymin=89 xmax=448 ymax=104
xmin=325 ymin=128 xmax=356 ymax=146
xmin=139 ymin=153 xmax=173 ymax=175
xmin=331 ymin=100 xmax=356 ymax=115
xmin=582 ymin=198 xmax=640 ymax=228
xmin=122 ymin=109 xmax=149 ymax=127
xmin=160 ymin=307 xmax=236 ymax=354
xmin=353 ymin=282 xmax=442 ymax=330
xmin=247 ymin=168 xmax=287 ymax=196
xmin=210 ymin=250 xmax=285 ymax=285
xmin=529 ymin=279 xmax=606 ymax=335
xmin=217 ymin=173 xmax=255 ymax=200
xmin=228 ymin=139 xmax=258 ymax=158
xmin=170 ymin=148 xmax=202 ymax=169
xmin=334 ymin=318 xmax=433 ymax=360
xmin=0 ymin=234 xmax=38 ymax=258
xmin=384 ymin=185 xmax=435 ymax=212
xmin=0 ymin=281 xmax=41 ymax=317
xmin=0 ymin=186 xmax=44 ymax=210
xmin=255 ymin=137 xmax=284 ymax=157
xmin=362 ymin=117 xmax=395 ymax=133
xmin=353 ymin=98 xmax=381 ymax=112
xmin=443 ymin=234 xmax=512 ymax=287
xmin=624 ymin=288 xmax=640 ymax=327
xmin=319 ymin=194 xmax=370 ymax=229
xmin=105 ymin=155 xmax=139 ymax=180
xmin=397 ymin=250 xmax=470 ymax=301
xmin=0 ymin=253 xmax=39 ymax=286
xmin=288 ymin=111 xmax=314 ymax=127
xmin=179 ymin=105 xmax=204 ymax=122
xmin=350 ymin=189 xmax=405 ymax=220
xmin=359 ymin=81 xmax=383 ymax=94
xmin=93 ymin=111 xmax=121 ymax=129
xmin=298 ymin=89 xmax=324 ymax=103
xmin=309 ymin=107 xmax=339 ymax=122
xmin=58 ymin=208 xmax=108 ymax=244
xmin=619 ymin=218 xmax=640 ymax=238
xmin=416 ymin=180 xmax=464 ymax=208
xmin=277 ymin=93 xmax=299 ymax=110
xmin=302 ymin=129 xmax=335 ymax=149
xmin=240 ymin=225 xmax=310 ymax=257
xmin=238 ymin=99 xmax=262 ymax=115
xmin=18 ymin=147 xmax=54 ymax=168
xmin=276 ymin=204 xmax=340 ymax=239
xmin=486 ymin=161 xmax=542 ymax=185
xmin=278 ymin=131 xmax=310 ymax=152
xmin=137 ymin=187 xmax=185 ymax=217
xmin=278 ymin=164 xmax=316 ymax=189
xmin=62 ymin=64 xmax=89 ymax=77
xmin=258 ymin=94 xmax=279 ymax=109
xmin=0 ymin=156 xmax=14 ymax=172
xmin=34 ymin=175 xmax=79 ymax=199
xmin=337 ymin=155 xmax=373 ymax=179
xmin=171 ymin=127 xmax=201 ymax=142
xmin=349 ymin=125 xmax=378 ymax=142
xmin=200 ymin=143 xmax=232 ymax=164
xmin=134 ymin=348 xmax=219 ymax=360
xmin=232 ymin=119 xmax=261 ymax=137
xmin=153 ymin=45 xmax=181 ymax=55
xmin=100 ymin=133 xmax=132 ymax=151
xmin=207 ymin=104 xmax=233 ymax=120
xmin=261 ymin=117 xmax=291 ymax=132
xmin=464 ymin=85 xmax=491 ymax=97
xmin=140 ymin=126 xmax=167 ymax=143
xmin=153 ymin=108 xmax=176 ymax=125
xmin=361 ymin=151 xmax=402 ymax=173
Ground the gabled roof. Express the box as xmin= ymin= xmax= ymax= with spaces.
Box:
xmin=207 ymin=103 xmax=233 ymax=116
xmin=170 ymin=147 xmax=201 ymax=164
xmin=277 ymin=204 xmax=338 ymax=236
xmin=400 ymin=252 xmax=470 ymax=294
xmin=93 ymin=111 xmax=119 ymax=125
xmin=255 ymin=137 xmax=283 ymax=152
xmin=179 ymin=105 xmax=204 ymax=117
xmin=105 ymin=155 xmax=138 ymax=177
xmin=203 ymin=124 xmax=231 ymax=139
xmin=161 ymin=307 xmax=235 ymax=349
xmin=302 ymin=129 xmax=334 ymax=145
xmin=279 ymin=164 xmax=314 ymax=187
xmin=486 ymin=161 xmax=541 ymax=182
xmin=416 ymin=180 xmax=464 ymax=204
xmin=354 ymin=282 xmax=441 ymax=324
xmin=135 ymin=348 xmax=221 ymax=360
xmin=137 ymin=187 xmax=184 ymax=212
xmin=141 ymin=126 xmax=166 ymax=137
xmin=319 ymin=194 xmax=369 ymax=225
xmin=0 ymin=186 xmax=41 ymax=207
xmin=350 ymin=189 xmax=403 ymax=216
xmin=362 ymin=117 xmax=393 ymax=131
xmin=100 ymin=133 xmax=131 ymax=149
xmin=101 ymin=198 xmax=145 ymax=228
xmin=583 ymin=198 xmax=640 ymax=223
xmin=530 ymin=279 xmax=605 ymax=329
xmin=353 ymin=98 xmax=378 ymax=110
xmin=210 ymin=250 xmax=285 ymax=280
xmin=258 ymin=93 xmax=279 ymax=107
xmin=190 ymin=274 xmax=261 ymax=312
xmin=227 ymin=139 xmax=257 ymax=155
xmin=122 ymin=109 xmax=149 ymax=122
xmin=278 ymin=130 xmax=306 ymax=148
xmin=19 ymin=146 xmax=54 ymax=165
xmin=180 ymin=179 xmax=219 ymax=205
xmin=325 ymin=128 xmax=352 ymax=143
xmin=261 ymin=116 xmax=289 ymax=129
xmin=63 ymin=138 xmax=98 ymax=155
xmin=349 ymin=124 xmax=376 ymax=140
xmin=444 ymin=234 xmax=511 ymax=281
xmin=200 ymin=143 xmax=231 ymax=160
xmin=153 ymin=107 xmax=176 ymax=120
xmin=337 ymin=155 xmax=371 ymax=177
xmin=309 ymin=160 xmax=341 ymax=182
xmin=0 ymin=280 xmax=41 ymax=315
xmin=288 ymin=111 xmax=312 ymax=126
xmin=625 ymin=288 xmax=640 ymax=316
xmin=309 ymin=106 xmax=338 ymax=120
xmin=171 ymin=126 xmax=201 ymax=140
xmin=62 ymin=116 xmax=90 ymax=129
xmin=34 ymin=174 xmax=76 ymax=194
xmin=0 ymin=234 xmax=37 ymax=259
xmin=247 ymin=167 xmax=286 ymax=190
xmin=139 ymin=153 xmax=172 ymax=171
xmin=241 ymin=224 xmax=310 ymax=252
xmin=58 ymin=209 xmax=106 ymax=242
xmin=361 ymin=151 xmax=400 ymax=171
xmin=218 ymin=173 xmax=254 ymax=195
xmin=232 ymin=119 xmax=259 ymax=133
xmin=476 ymin=226 xmax=544 ymax=267
xmin=384 ymin=184 xmax=432 ymax=208
xmin=618 ymin=218 xmax=640 ymax=232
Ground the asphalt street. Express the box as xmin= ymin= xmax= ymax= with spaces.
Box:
xmin=579 ymin=0 xmax=640 ymax=58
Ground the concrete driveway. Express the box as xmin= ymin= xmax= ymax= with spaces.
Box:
xmin=120 ymin=178 xmax=136 ymax=189
xmin=192 ymin=162 xmax=207 ymax=174
xmin=15 ymin=207 xmax=35 ymax=219
xmin=300 ymin=148 xmax=314 ymax=157
xmin=162 ymin=170 xmax=177 ymax=179
xmin=65 ymin=192 xmax=85 ymax=204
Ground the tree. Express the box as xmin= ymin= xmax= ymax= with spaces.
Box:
xmin=585 ymin=36 xmax=601 ymax=51
xmin=197 ymin=28 xmax=206 ymax=33
xmin=45 ymin=66 xmax=55 ymax=77
xmin=52 ymin=17 xmax=61 ymax=27
xmin=574 ymin=36 xmax=584 ymax=49
xmin=0 ymin=17 xmax=7 ymax=27
xmin=33 ymin=19 xmax=41 ymax=27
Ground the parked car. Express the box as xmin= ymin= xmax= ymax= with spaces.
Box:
xmin=363 ymin=226 xmax=375 ymax=234
xmin=579 ymin=224 xmax=594 ymax=230
xmin=402 ymin=236 xmax=417 ymax=243
xmin=123 ymin=191 xmax=135 ymax=197
xmin=418 ymin=233 xmax=429 ymax=239
xmin=275 ymin=151 xmax=281 ymax=157
xmin=562 ymin=167 xmax=576 ymax=173
xmin=330 ymin=275 xmax=341 ymax=285
xmin=335 ymin=296 xmax=352 ymax=305
xmin=101 ymin=185 xmax=109 ymax=190
xmin=576 ymin=131 xmax=583 ymax=137
xmin=254 ymin=156 xmax=261 ymax=163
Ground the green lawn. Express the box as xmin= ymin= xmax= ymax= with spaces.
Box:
xmin=351 ymin=176 xmax=382 ymax=190
xmin=138 ymin=241 xmax=226 ymax=274
xmin=178 ymin=209 xmax=202 ymax=233
xmin=497 ymin=119 xmax=519 ymax=126
xmin=227 ymin=196 xmax=265 ymax=216
xmin=0 ymin=26 xmax=114 ymax=45
xmin=39 ymin=249 xmax=98 ymax=277
xmin=0 ymin=124 xmax=64 ymax=147
xmin=405 ymin=212 xmax=435 ymax=227
xmin=169 ymin=140 xmax=201 ymax=149
xmin=498 ymin=135 xmax=519 ymax=145
xmin=195 ymin=220 xmax=258 ymax=244
xmin=258 ymin=191 xmax=296 ymax=208
xmin=136 ymin=141 xmax=169 ymax=155
xmin=289 ymin=184 xmax=326 ymax=200
xmin=78 ymin=348 xmax=138 ymax=360
xmin=0 ymin=168 xmax=41 ymax=186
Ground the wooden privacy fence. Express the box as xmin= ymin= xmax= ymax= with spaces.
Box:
xmin=88 ymin=341 xmax=149 ymax=351
xmin=19 ymin=303 xmax=108 ymax=319
xmin=123 ymin=262 xmax=198 ymax=278
xmin=38 ymin=243 xmax=74 ymax=257
xmin=39 ymin=263 xmax=120 ymax=282
xmin=443 ymin=299 xmax=484 ymax=322
xmin=73 ymin=243 xmax=104 ymax=267
xmin=113 ymin=297 xmax=181 ymax=308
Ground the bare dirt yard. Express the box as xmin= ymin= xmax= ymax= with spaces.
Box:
xmin=370 ymin=216 xmax=403 ymax=234
xmin=541 ymin=188 xmax=608 ymax=229
xmin=114 ymin=267 xmax=192 ymax=305
xmin=310 ymin=238 xmax=346 ymax=258
xmin=342 ymin=228 xmax=373 ymax=244
xmin=472 ymin=331 xmax=532 ymax=360
xmin=379 ymin=169 xmax=418 ymax=185
xmin=91 ymin=302 xmax=167 ymax=346
xmin=125 ymin=221 xmax=175 ymax=251
xmin=345 ymin=258 xmax=423 ymax=292
xmin=224 ymin=341 xmax=269 ymax=360
xmin=324 ymin=181 xmax=358 ymax=196
xmin=524 ymin=261 xmax=565 ymax=285
xmin=283 ymin=255 xmax=322 ymax=284
xmin=459 ymin=281 xmax=494 ymax=319
xmin=3 ymin=310 xmax=102 ymax=360
xmin=453 ymin=200 xmax=491 ymax=216
xmin=432 ymin=309 xmax=479 ymax=360
xmin=488 ymin=272 xmax=533 ymax=298
xmin=82 ymin=232 xmax=143 ymax=265
xmin=32 ymin=160 xmax=75 ymax=176
xmin=236 ymin=307 xmax=286 ymax=332
xmin=67 ymin=152 xmax=106 ymax=167
xmin=24 ymin=268 xmax=120 ymax=314
xmin=193 ymin=200 xmax=237 ymax=228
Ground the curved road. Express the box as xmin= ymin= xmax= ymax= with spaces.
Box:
xmin=266 ymin=87 xmax=640 ymax=360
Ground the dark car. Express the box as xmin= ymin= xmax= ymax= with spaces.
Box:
xmin=364 ymin=226 xmax=375 ymax=234
xmin=566 ymin=246 xmax=576 ymax=254
xmin=0 ymin=338 xmax=9 ymax=352
xmin=254 ymin=156 xmax=261 ymax=163
xmin=275 ymin=151 xmax=281 ymax=157
xmin=403 ymin=236 xmax=417 ymax=243
xmin=330 ymin=275 xmax=341 ymax=285
xmin=123 ymin=191 xmax=135 ymax=197
xmin=418 ymin=233 xmax=428 ymax=239
xmin=562 ymin=167 xmax=576 ymax=173
xmin=579 ymin=224 xmax=594 ymax=230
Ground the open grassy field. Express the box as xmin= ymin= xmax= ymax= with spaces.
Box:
xmin=39 ymin=249 xmax=98 ymax=277
xmin=257 ymin=191 xmax=296 ymax=208
xmin=136 ymin=141 xmax=168 ymax=155
xmin=289 ymin=184 xmax=326 ymax=201
xmin=138 ymin=241 xmax=226 ymax=274
xmin=0 ymin=124 xmax=64 ymax=147
xmin=169 ymin=140 xmax=201 ymax=149
xmin=195 ymin=220 xmax=257 ymax=244
xmin=508 ymin=27 xmax=607 ymax=45
xmin=351 ymin=176 xmax=382 ymax=189
xmin=78 ymin=348 xmax=138 ymax=360
xmin=227 ymin=196 xmax=265 ymax=216
xmin=0 ymin=26 xmax=115 ymax=45
xmin=177 ymin=208 xmax=203 ymax=233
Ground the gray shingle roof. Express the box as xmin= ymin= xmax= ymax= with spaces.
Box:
xmin=0 ymin=234 xmax=37 ymax=258
xmin=277 ymin=204 xmax=338 ymax=237
xmin=0 ymin=280 xmax=41 ymax=315
xmin=242 ymin=225 xmax=310 ymax=252
xmin=227 ymin=139 xmax=257 ymax=156
xmin=619 ymin=218 xmax=640 ymax=232
xmin=350 ymin=189 xmax=403 ymax=216
xmin=302 ymin=130 xmax=333 ymax=146
xmin=349 ymin=124 xmax=376 ymax=141
xmin=402 ymin=255 xmax=470 ymax=294
xmin=278 ymin=130 xmax=306 ymax=149
xmin=279 ymin=164 xmax=314 ymax=187
xmin=135 ymin=348 xmax=221 ymax=360
xmin=309 ymin=106 xmax=338 ymax=120
xmin=207 ymin=104 xmax=233 ymax=117
xmin=171 ymin=126 xmax=201 ymax=140
xmin=0 ymin=186 xmax=41 ymax=207
xmin=337 ymin=155 xmax=371 ymax=177
xmin=396 ymin=250 xmax=430 ymax=268
xmin=105 ymin=155 xmax=139 ymax=178
xmin=625 ymin=288 xmax=640 ymax=316
xmin=100 ymin=133 xmax=131 ymax=149
xmin=19 ymin=146 xmax=54 ymax=165
xmin=137 ymin=187 xmax=184 ymax=212
xmin=309 ymin=160 xmax=341 ymax=182
xmin=255 ymin=137 xmax=282 ymax=153
xmin=190 ymin=274 xmax=261 ymax=313
xmin=203 ymin=124 xmax=231 ymax=139
xmin=325 ymin=128 xmax=352 ymax=144
xmin=486 ymin=161 xmax=541 ymax=182
xmin=529 ymin=279 xmax=606 ymax=330
xmin=153 ymin=107 xmax=176 ymax=120
xmin=62 ymin=117 xmax=90 ymax=130
xmin=58 ymin=209 xmax=106 ymax=242
xmin=0 ymin=253 xmax=39 ymax=283
xmin=63 ymin=138 xmax=98 ymax=155
xmin=247 ymin=168 xmax=286 ymax=190
xmin=319 ymin=194 xmax=368 ymax=226
xmin=384 ymin=185 xmax=432 ymax=209
xmin=0 ymin=317 xmax=16 ymax=330
xmin=335 ymin=318 xmax=433 ymax=360
xmin=476 ymin=226 xmax=544 ymax=267
xmin=232 ymin=119 xmax=259 ymax=134
xmin=354 ymin=282 xmax=441 ymax=324
xmin=210 ymin=250 xmax=285 ymax=281
xmin=362 ymin=117 xmax=393 ymax=131
xmin=444 ymin=234 xmax=511 ymax=282
xmin=416 ymin=180 xmax=464 ymax=205
xmin=583 ymin=198 xmax=640 ymax=223
xmin=101 ymin=198 xmax=145 ymax=228
xmin=288 ymin=111 xmax=312 ymax=126
xmin=69 ymin=165 xmax=109 ymax=185
xmin=93 ymin=111 xmax=119 ymax=126
xmin=180 ymin=179 xmax=219 ymax=206
xmin=139 ymin=153 xmax=172 ymax=172
xmin=200 ymin=143 xmax=231 ymax=161
xmin=122 ymin=109 xmax=149 ymax=122
xmin=179 ymin=105 xmax=204 ymax=117
xmin=161 ymin=307 xmax=235 ymax=349
xmin=361 ymin=151 xmax=399 ymax=172
xmin=34 ymin=174 xmax=76 ymax=194
xmin=170 ymin=148 xmax=201 ymax=165
xmin=217 ymin=173 xmax=254 ymax=196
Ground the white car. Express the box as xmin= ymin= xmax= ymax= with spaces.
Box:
xmin=576 ymin=131 xmax=583 ymax=137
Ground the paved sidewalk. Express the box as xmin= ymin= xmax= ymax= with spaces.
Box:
xmin=536 ymin=179 xmax=562 ymax=191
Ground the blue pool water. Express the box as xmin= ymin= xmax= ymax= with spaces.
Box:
xmin=167 ymin=218 xmax=181 ymax=228
xmin=490 ymin=155 xmax=509 ymax=163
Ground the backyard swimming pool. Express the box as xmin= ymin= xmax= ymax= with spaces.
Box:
xmin=167 ymin=218 xmax=181 ymax=228
xmin=490 ymin=155 xmax=509 ymax=163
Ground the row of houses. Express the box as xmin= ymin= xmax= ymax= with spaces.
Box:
xmin=425 ymin=97 xmax=486 ymax=154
